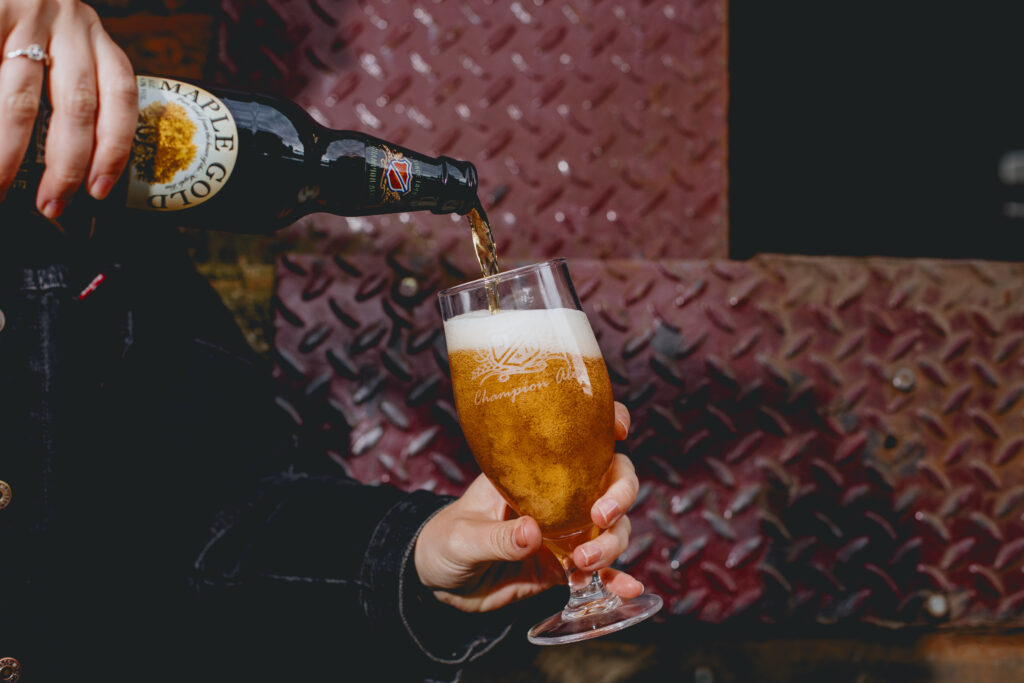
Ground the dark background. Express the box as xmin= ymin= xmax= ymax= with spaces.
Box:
xmin=729 ymin=2 xmax=1024 ymax=261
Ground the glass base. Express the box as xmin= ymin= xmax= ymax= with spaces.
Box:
xmin=527 ymin=593 xmax=663 ymax=645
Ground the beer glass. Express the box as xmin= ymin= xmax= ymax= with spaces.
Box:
xmin=438 ymin=258 xmax=662 ymax=645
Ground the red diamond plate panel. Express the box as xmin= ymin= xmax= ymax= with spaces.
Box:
xmin=219 ymin=0 xmax=728 ymax=262
xmin=273 ymin=253 xmax=1024 ymax=627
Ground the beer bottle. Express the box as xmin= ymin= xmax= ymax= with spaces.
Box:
xmin=3 ymin=75 xmax=480 ymax=232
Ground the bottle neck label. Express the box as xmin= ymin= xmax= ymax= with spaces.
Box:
xmin=367 ymin=144 xmax=422 ymax=207
xmin=126 ymin=76 xmax=239 ymax=212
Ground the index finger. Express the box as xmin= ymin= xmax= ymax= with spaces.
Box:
xmin=592 ymin=452 xmax=639 ymax=528
xmin=85 ymin=25 xmax=136 ymax=199
xmin=613 ymin=401 xmax=630 ymax=441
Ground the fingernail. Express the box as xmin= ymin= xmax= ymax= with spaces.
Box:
xmin=636 ymin=580 xmax=645 ymax=593
xmin=595 ymin=498 xmax=620 ymax=527
xmin=90 ymin=175 xmax=115 ymax=200
xmin=580 ymin=544 xmax=602 ymax=566
xmin=615 ymin=417 xmax=628 ymax=435
xmin=515 ymin=522 xmax=529 ymax=548
xmin=41 ymin=200 xmax=65 ymax=220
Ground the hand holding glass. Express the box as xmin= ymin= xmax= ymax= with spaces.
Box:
xmin=438 ymin=258 xmax=662 ymax=645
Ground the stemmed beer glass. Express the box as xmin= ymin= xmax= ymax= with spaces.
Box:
xmin=438 ymin=258 xmax=663 ymax=645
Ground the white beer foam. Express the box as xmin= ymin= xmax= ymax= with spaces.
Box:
xmin=444 ymin=308 xmax=602 ymax=357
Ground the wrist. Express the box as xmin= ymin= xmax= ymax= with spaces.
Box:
xmin=412 ymin=499 xmax=453 ymax=592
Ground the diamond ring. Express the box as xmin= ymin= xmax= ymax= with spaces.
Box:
xmin=5 ymin=44 xmax=50 ymax=66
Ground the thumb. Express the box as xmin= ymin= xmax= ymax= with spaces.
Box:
xmin=470 ymin=516 xmax=543 ymax=564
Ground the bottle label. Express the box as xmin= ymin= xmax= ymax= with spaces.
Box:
xmin=368 ymin=144 xmax=421 ymax=206
xmin=382 ymin=146 xmax=413 ymax=200
xmin=126 ymin=76 xmax=238 ymax=212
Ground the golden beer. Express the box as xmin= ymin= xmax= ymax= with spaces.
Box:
xmin=439 ymin=258 xmax=662 ymax=644
xmin=444 ymin=308 xmax=615 ymax=544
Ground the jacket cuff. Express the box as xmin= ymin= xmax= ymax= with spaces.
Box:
xmin=360 ymin=490 xmax=513 ymax=671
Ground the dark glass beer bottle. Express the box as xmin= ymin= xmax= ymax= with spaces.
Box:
xmin=4 ymin=75 xmax=480 ymax=232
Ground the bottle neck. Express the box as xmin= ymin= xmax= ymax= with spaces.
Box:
xmin=432 ymin=155 xmax=479 ymax=215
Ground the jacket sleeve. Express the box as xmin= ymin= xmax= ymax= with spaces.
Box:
xmin=189 ymin=467 xmax=513 ymax=682
xmin=109 ymin=232 xmax=514 ymax=681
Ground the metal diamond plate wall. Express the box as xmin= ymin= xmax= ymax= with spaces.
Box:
xmin=218 ymin=0 xmax=728 ymax=263
xmin=219 ymin=0 xmax=1024 ymax=632
xmin=273 ymin=253 xmax=1024 ymax=626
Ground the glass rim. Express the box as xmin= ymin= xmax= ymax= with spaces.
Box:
xmin=437 ymin=257 xmax=568 ymax=298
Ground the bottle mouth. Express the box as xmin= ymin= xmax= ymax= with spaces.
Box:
xmin=463 ymin=162 xmax=479 ymax=214
xmin=435 ymin=157 xmax=478 ymax=215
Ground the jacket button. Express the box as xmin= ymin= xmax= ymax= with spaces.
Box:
xmin=0 ymin=657 xmax=21 ymax=683
xmin=0 ymin=481 xmax=10 ymax=511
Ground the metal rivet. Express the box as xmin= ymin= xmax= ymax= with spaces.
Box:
xmin=0 ymin=656 xmax=22 ymax=683
xmin=925 ymin=593 xmax=949 ymax=619
xmin=0 ymin=308 xmax=6 ymax=333
xmin=398 ymin=276 xmax=419 ymax=298
xmin=892 ymin=367 xmax=916 ymax=393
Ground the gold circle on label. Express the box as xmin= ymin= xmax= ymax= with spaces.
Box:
xmin=0 ymin=481 xmax=11 ymax=510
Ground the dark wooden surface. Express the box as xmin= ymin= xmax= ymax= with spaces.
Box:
xmin=461 ymin=627 xmax=1024 ymax=682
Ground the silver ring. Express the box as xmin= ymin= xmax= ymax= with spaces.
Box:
xmin=5 ymin=44 xmax=50 ymax=66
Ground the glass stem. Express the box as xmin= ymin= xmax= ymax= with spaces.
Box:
xmin=561 ymin=566 xmax=622 ymax=621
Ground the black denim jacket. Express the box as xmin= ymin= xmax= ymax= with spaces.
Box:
xmin=0 ymin=222 xmax=510 ymax=682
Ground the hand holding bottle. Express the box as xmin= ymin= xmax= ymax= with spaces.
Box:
xmin=0 ymin=0 xmax=137 ymax=218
